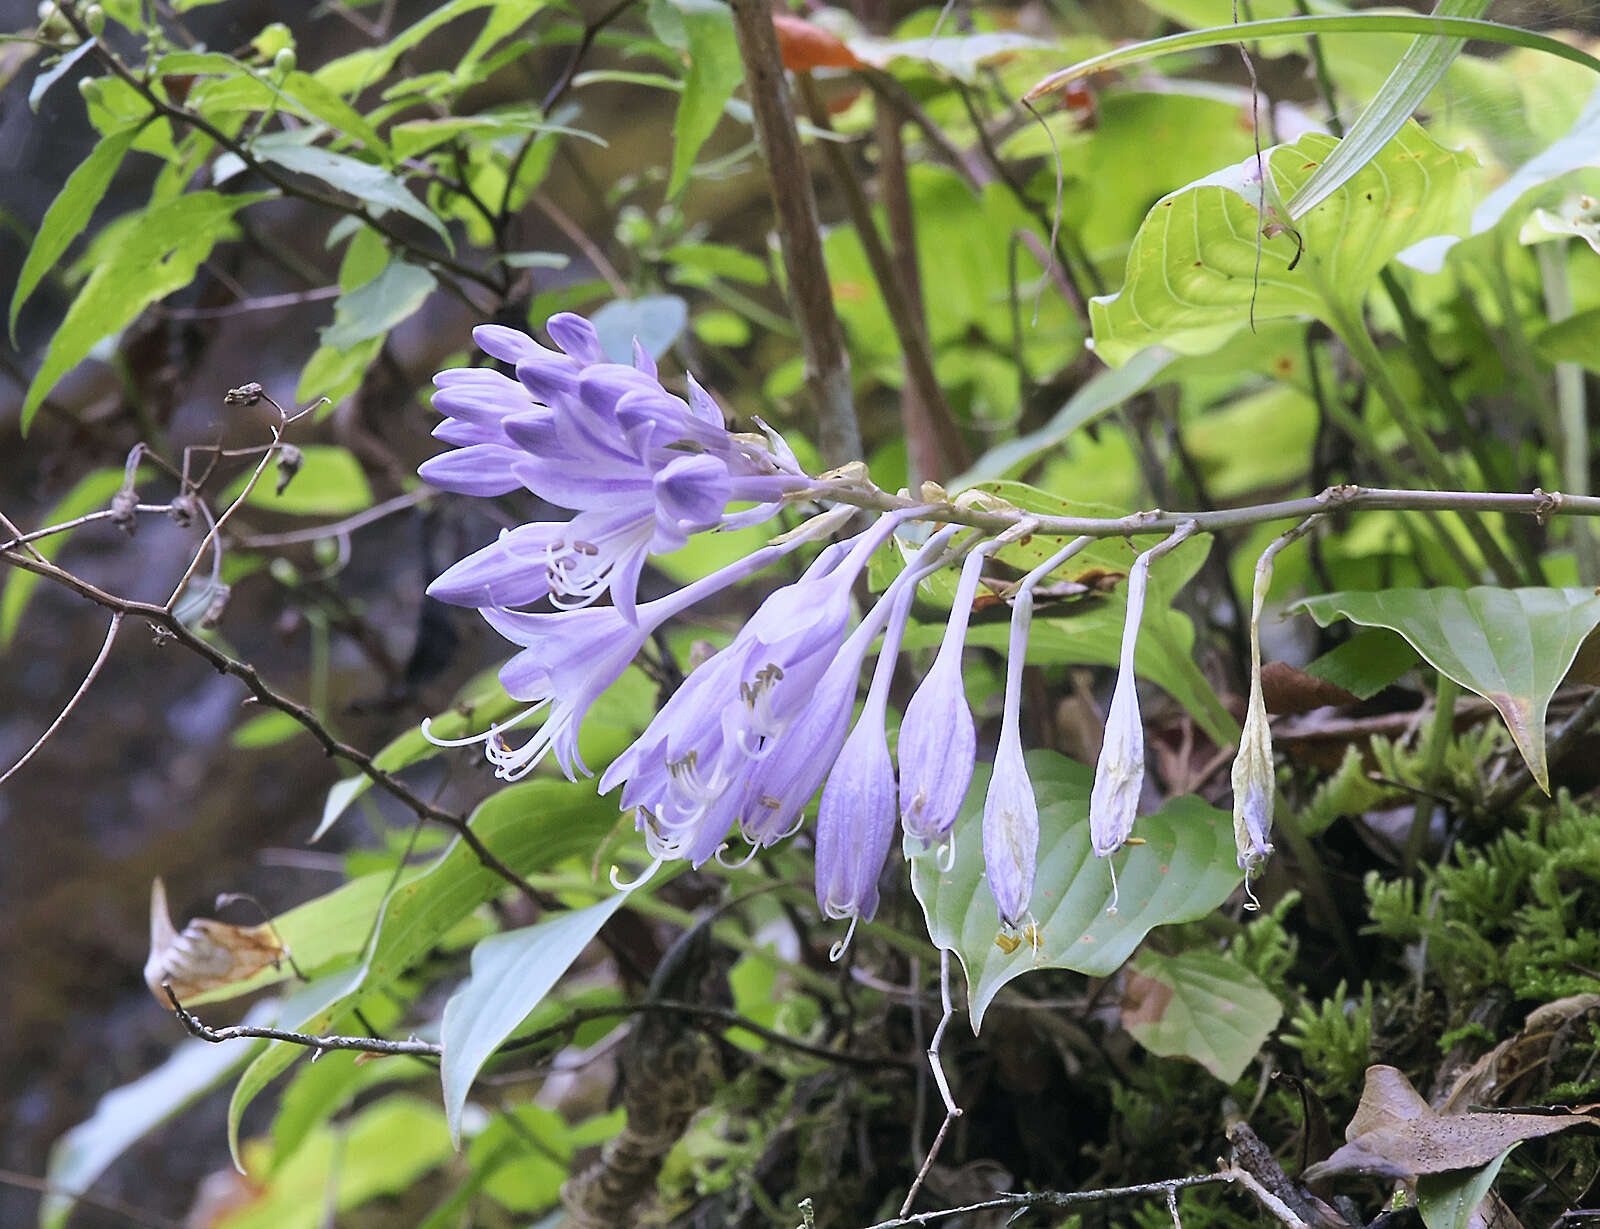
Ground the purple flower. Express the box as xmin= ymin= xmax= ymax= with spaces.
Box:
xmin=422 ymin=314 xmax=808 ymax=622
xmin=898 ymin=541 xmax=993 ymax=846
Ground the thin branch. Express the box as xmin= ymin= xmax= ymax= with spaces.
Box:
xmin=0 ymin=547 xmax=542 ymax=906
xmin=0 ymin=611 xmax=121 ymax=788
xmin=900 ymin=949 xmax=962 ymax=1215
xmin=862 ymin=1171 xmax=1259 ymax=1229
xmin=157 ymin=285 xmax=342 ymax=320
xmin=232 ymin=489 xmax=435 ymax=548
xmin=164 ymin=984 xmax=441 ymax=1057
xmin=727 ymin=0 xmax=861 ymax=467
xmin=0 ymin=505 xmax=172 ymax=553
xmin=0 ymin=1167 xmax=181 ymax=1229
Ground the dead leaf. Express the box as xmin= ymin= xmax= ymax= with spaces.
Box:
xmin=1439 ymin=994 xmax=1600 ymax=1113
xmin=143 ymin=877 xmax=288 ymax=1003
xmin=772 ymin=13 xmax=864 ymax=72
xmin=1261 ymin=661 xmax=1358 ymax=716
xmin=1303 ymin=1065 xmax=1600 ymax=1181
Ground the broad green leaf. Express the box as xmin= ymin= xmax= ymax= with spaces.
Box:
xmin=39 ymin=1000 xmax=277 ymax=1229
xmin=227 ymin=777 xmax=617 ymax=1165
xmin=1417 ymin=1147 xmax=1516 ymax=1229
xmin=1535 ymin=309 xmax=1600 ymax=375
xmin=1286 ymin=0 xmax=1489 ymax=220
xmin=276 ymin=70 xmax=384 ymax=152
xmin=249 ymin=132 xmax=451 ymax=247
xmin=224 ymin=1097 xmax=453 ymax=1229
xmin=663 ymin=0 xmax=741 ymax=198
xmin=1304 ymin=627 xmax=1420 ymax=700
xmin=1401 ymin=84 xmax=1600 ymax=272
xmin=1294 ymin=587 xmax=1600 ymax=791
xmin=322 ymin=260 xmax=437 ymax=349
xmin=663 ymin=241 xmax=770 ymax=285
xmin=314 ymin=0 xmax=545 ymax=94
xmin=1090 ymin=122 xmax=1474 ymax=365
xmin=440 ymin=892 xmax=631 ymax=1144
xmin=390 ymin=112 xmax=603 ymax=161
xmin=221 ymin=444 xmax=373 ymax=517
xmin=268 ymin=1040 xmax=407 ymax=1176
xmin=1 ymin=465 xmax=149 ymax=646
xmin=10 ymin=124 xmax=141 ymax=342
xmin=590 ymin=294 xmax=689 ymax=361
xmin=951 ymin=349 xmax=1176 ymax=490
xmin=22 ymin=190 xmax=270 ymax=432
xmin=908 ymin=752 xmax=1241 ymax=1029
xmin=1121 ymin=950 xmax=1282 ymax=1083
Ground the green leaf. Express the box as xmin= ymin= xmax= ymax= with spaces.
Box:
xmin=852 ymin=31 xmax=1058 ymax=83
xmin=908 ymin=751 xmax=1241 ymax=1029
xmin=1417 ymin=1147 xmax=1516 ymax=1229
xmin=314 ymin=0 xmax=546 ymax=95
xmin=1 ymin=465 xmax=147 ymax=646
xmin=231 ymin=709 xmax=306 ymax=749
xmin=1535 ymin=308 xmax=1600 ymax=375
xmin=440 ymin=893 xmax=631 ymax=1144
xmin=589 ymin=294 xmax=690 ymax=361
xmin=322 ymin=260 xmax=437 ymax=349
xmin=1090 ymin=122 xmax=1474 ymax=365
xmin=663 ymin=241 xmax=770 ymax=285
xmin=226 ymin=777 xmax=616 ymax=1166
xmin=951 ymin=349 xmax=1176 ymax=490
xmin=276 ymin=70 xmax=384 ymax=152
xmin=663 ymin=0 xmax=740 ymax=198
xmin=1286 ymin=0 xmax=1489 ymax=220
xmin=39 ymin=1000 xmax=277 ymax=1229
xmin=1294 ymin=587 xmax=1600 ymax=792
xmin=1402 ymin=85 xmax=1600 ymax=272
xmin=249 ymin=132 xmax=451 ymax=247
xmin=22 ymin=190 xmax=270 ymax=432
xmin=222 ymin=1097 xmax=454 ymax=1229
xmin=1025 ymin=15 xmax=1600 ymax=100
xmin=220 ymin=444 xmax=373 ymax=517
xmin=10 ymin=124 xmax=141 ymax=342
xmin=1121 ymin=950 xmax=1282 ymax=1083
xmin=1304 ymin=627 xmax=1421 ymax=700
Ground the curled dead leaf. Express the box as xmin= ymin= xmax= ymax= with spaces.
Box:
xmin=1303 ymin=1065 xmax=1600 ymax=1182
xmin=143 ymin=877 xmax=288 ymax=1003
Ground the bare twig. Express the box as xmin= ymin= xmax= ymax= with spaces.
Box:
xmin=232 ymin=489 xmax=435 ymax=548
xmin=157 ymin=286 xmax=343 ymax=320
xmin=900 ymin=949 xmax=964 ymax=1214
xmin=164 ymin=984 xmax=441 ymax=1057
xmin=0 ymin=547 xmax=542 ymax=905
xmin=727 ymin=0 xmax=861 ymax=467
xmin=0 ymin=611 xmax=121 ymax=788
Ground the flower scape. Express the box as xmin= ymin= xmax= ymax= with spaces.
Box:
xmin=422 ymin=314 xmax=1272 ymax=952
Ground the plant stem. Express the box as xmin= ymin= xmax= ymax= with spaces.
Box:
xmin=1405 ymin=673 xmax=1459 ymax=876
xmin=1537 ymin=241 xmax=1595 ymax=584
xmin=727 ymin=0 xmax=862 ymax=467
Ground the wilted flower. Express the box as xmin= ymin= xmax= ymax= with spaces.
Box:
xmin=1232 ymin=691 xmax=1275 ymax=872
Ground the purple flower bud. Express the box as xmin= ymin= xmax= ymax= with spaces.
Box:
xmin=983 ymin=587 xmax=1040 ymax=929
xmin=898 ymin=544 xmax=990 ymax=845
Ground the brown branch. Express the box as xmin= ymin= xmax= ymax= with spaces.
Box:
xmin=727 ymin=0 xmax=861 ymax=467
xmin=0 ymin=547 xmax=542 ymax=906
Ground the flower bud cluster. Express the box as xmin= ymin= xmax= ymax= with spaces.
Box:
xmin=424 ymin=316 xmax=1273 ymax=945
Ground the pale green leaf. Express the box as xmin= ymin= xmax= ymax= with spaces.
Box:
xmin=908 ymin=752 xmax=1241 ymax=1029
xmin=1122 ymin=950 xmax=1282 ymax=1083
xmin=1294 ymin=587 xmax=1600 ymax=792
xmin=230 ymin=710 xmax=305 ymax=749
xmin=10 ymin=124 xmax=141 ymax=342
xmin=249 ymin=132 xmax=450 ymax=247
xmin=220 ymin=444 xmax=373 ymax=517
xmin=664 ymin=0 xmax=740 ymax=198
xmin=1286 ymin=0 xmax=1489 ymax=220
xmin=22 ymin=190 xmax=271 ymax=432
xmin=440 ymin=893 xmax=631 ymax=1144
xmin=39 ymin=1001 xmax=277 ymax=1229
xmin=322 ymin=261 xmax=436 ymax=349
xmin=226 ymin=777 xmax=616 ymax=1166
xmin=590 ymin=294 xmax=689 ymax=361
xmin=1417 ymin=1147 xmax=1516 ymax=1229
xmin=1090 ymin=122 xmax=1474 ymax=364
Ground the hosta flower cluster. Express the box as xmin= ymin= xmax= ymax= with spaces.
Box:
xmin=424 ymin=315 xmax=1269 ymax=945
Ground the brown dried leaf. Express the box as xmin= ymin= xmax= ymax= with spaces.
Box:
xmin=1260 ymin=661 xmax=1358 ymax=716
xmin=1304 ymin=1065 xmax=1600 ymax=1182
xmin=1440 ymin=994 xmax=1600 ymax=1113
xmin=143 ymin=877 xmax=288 ymax=1003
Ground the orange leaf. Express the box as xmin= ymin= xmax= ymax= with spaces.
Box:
xmin=773 ymin=13 xmax=864 ymax=72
